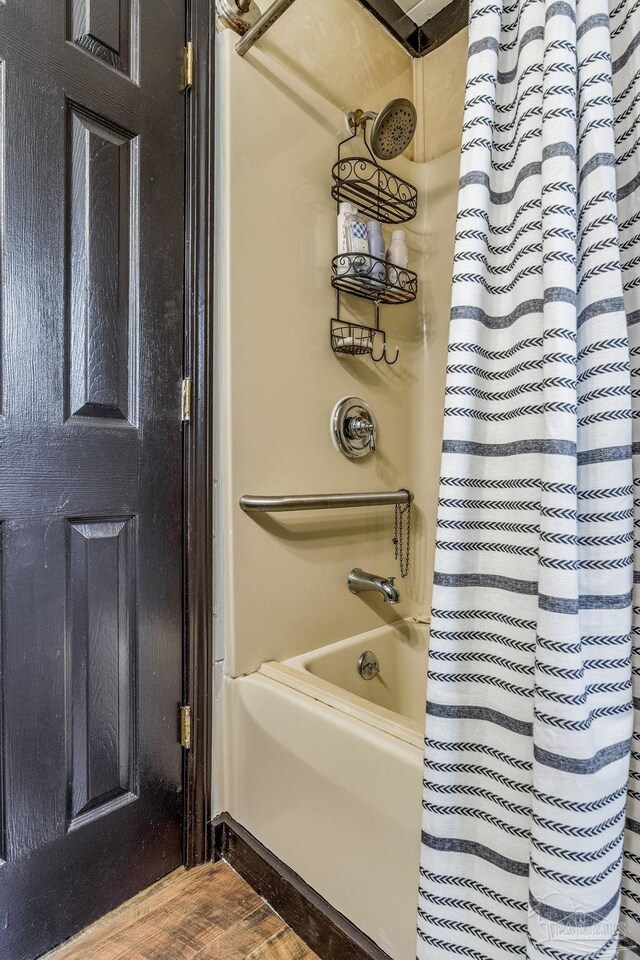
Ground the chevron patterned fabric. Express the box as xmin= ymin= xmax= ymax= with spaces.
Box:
xmin=417 ymin=1 xmax=640 ymax=958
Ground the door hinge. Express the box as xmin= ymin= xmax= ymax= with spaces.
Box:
xmin=181 ymin=377 xmax=192 ymax=421
xmin=182 ymin=42 xmax=194 ymax=90
xmin=180 ymin=705 xmax=192 ymax=749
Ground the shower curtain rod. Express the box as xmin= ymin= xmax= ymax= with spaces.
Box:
xmin=234 ymin=0 xmax=299 ymax=57
xmin=239 ymin=490 xmax=413 ymax=512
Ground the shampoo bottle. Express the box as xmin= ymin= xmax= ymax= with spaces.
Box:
xmin=337 ymin=202 xmax=356 ymax=275
xmin=337 ymin=203 xmax=368 ymax=276
xmin=347 ymin=211 xmax=370 ymax=275
xmin=387 ymin=229 xmax=409 ymax=269
xmin=386 ymin=229 xmax=409 ymax=286
xmin=366 ymin=220 xmax=386 ymax=285
xmin=337 ymin=202 xmax=355 ymax=254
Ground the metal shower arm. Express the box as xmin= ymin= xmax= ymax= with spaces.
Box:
xmin=235 ymin=0 xmax=299 ymax=56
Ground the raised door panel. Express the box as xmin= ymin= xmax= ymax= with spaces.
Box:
xmin=0 ymin=60 xmax=4 ymax=417
xmin=0 ymin=522 xmax=4 ymax=864
xmin=68 ymin=0 xmax=134 ymax=75
xmin=68 ymin=518 xmax=136 ymax=827
xmin=0 ymin=0 xmax=184 ymax=953
xmin=67 ymin=107 xmax=138 ymax=424
xmin=2 ymin=519 xmax=68 ymax=859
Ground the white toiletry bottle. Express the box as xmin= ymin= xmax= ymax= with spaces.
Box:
xmin=337 ymin=202 xmax=368 ymax=276
xmin=347 ymin=210 xmax=370 ymax=275
xmin=387 ymin=229 xmax=409 ymax=269
xmin=337 ymin=202 xmax=355 ymax=254
xmin=337 ymin=202 xmax=356 ymax=275
xmin=366 ymin=220 xmax=386 ymax=285
xmin=386 ymin=229 xmax=409 ymax=286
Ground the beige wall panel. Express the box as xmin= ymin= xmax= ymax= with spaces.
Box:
xmin=253 ymin=0 xmax=413 ymax=114
xmin=216 ymin=14 xmax=459 ymax=675
xmin=414 ymin=27 xmax=468 ymax=161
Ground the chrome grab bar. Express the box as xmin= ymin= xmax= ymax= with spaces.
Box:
xmin=239 ymin=489 xmax=413 ymax=513
xmin=236 ymin=0 xmax=299 ymax=56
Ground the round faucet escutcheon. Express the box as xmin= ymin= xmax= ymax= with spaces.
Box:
xmin=357 ymin=651 xmax=380 ymax=681
xmin=331 ymin=397 xmax=377 ymax=460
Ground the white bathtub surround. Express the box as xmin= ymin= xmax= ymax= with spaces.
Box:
xmin=223 ymin=620 xmax=428 ymax=960
xmin=419 ymin=2 xmax=640 ymax=960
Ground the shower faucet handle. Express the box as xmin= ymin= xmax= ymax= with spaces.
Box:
xmin=332 ymin=397 xmax=377 ymax=460
xmin=346 ymin=415 xmax=376 ymax=453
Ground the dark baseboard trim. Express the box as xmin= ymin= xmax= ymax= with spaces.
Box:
xmin=211 ymin=813 xmax=393 ymax=960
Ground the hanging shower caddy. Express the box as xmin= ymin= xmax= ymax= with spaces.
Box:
xmin=330 ymin=127 xmax=419 ymax=365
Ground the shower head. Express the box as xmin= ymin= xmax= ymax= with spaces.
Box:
xmin=345 ymin=98 xmax=417 ymax=161
xmin=370 ymin=99 xmax=417 ymax=160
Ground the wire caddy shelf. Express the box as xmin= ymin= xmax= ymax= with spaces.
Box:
xmin=332 ymin=157 xmax=418 ymax=224
xmin=330 ymin=127 xmax=419 ymax=366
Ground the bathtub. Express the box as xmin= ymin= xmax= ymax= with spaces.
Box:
xmin=222 ymin=618 xmax=428 ymax=960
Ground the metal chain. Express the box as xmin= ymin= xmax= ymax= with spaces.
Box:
xmin=393 ymin=497 xmax=411 ymax=579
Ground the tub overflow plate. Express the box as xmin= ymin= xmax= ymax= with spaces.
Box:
xmin=357 ymin=650 xmax=380 ymax=680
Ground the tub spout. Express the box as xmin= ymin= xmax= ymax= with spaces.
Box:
xmin=348 ymin=568 xmax=400 ymax=604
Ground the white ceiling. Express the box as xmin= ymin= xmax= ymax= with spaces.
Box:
xmin=395 ymin=0 xmax=451 ymax=25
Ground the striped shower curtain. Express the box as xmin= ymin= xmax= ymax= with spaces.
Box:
xmin=418 ymin=1 xmax=640 ymax=958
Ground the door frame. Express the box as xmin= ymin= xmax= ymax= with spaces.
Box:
xmin=183 ymin=0 xmax=215 ymax=867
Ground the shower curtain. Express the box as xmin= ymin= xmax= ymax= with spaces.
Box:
xmin=418 ymin=1 xmax=640 ymax=958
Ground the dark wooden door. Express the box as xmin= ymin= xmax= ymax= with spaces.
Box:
xmin=0 ymin=2 xmax=186 ymax=957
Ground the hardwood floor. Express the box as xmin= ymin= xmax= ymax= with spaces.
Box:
xmin=44 ymin=862 xmax=320 ymax=960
